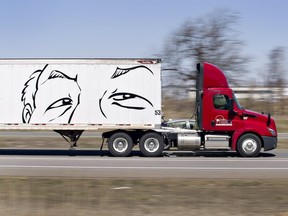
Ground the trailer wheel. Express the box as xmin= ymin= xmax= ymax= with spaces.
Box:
xmin=108 ymin=132 xmax=133 ymax=157
xmin=139 ymin=133 xmax=164 ymax=157
xmin=237 ymin=133 xmax=261 ymax=157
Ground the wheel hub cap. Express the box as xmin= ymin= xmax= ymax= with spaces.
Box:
xmin=242 ymin=139 xmax=257 ymax=153
xmin=144 ymin=138 xmax=159 ymax=153
xmin=113 ymin=138 xmax=128 ymax=153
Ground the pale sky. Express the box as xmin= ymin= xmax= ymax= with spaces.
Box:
xmin=0 ymin=0 xmax=287 ymax=82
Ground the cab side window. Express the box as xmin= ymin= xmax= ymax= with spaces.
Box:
xmin=213 ymin=94 xmax=229 ymax=110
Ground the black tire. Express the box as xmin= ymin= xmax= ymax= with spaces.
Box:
xmin=108 ymin=132 xmax=133 ymax=157
xmin=237 ymin=133 xmax=261 ymax=157
xmin=139 ymin=132 xmax=164 ymax=157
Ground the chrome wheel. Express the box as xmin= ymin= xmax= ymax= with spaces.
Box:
xmin=139 ymin=133 xmax=164 ymax=157
xmin=113 ymin=138 xmax=129 ymax=153
xmin=108 ymin=132 xmax=133 ymax=157
xmin=237 ymin=134 xmax=261 ymax=157
xmin=241 ymin=138 xmax=258 ymax=154
xmin=144 ymin=138 xmax=160 ymax=153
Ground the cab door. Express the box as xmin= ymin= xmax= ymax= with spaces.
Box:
xmin=206 ymin=89 xmax=237 ymax=131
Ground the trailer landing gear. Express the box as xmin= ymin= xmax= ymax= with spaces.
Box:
xmin=54 ymin=130 xmax=84 ymax=149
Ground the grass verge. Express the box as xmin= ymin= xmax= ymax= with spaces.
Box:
xmin=0 ymin=177 xmax=288 ymax=216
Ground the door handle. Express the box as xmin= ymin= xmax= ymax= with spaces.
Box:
xmin=211 ymin=120 xmax=216 ymax=126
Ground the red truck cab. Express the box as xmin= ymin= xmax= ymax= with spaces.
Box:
xmin=196 ymin=63 xmax=277 ymax=157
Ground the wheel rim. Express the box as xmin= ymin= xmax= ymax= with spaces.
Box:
xmin=144 ymin=138 xmax=160 ymax=153
xmin=113 ymin=138 xmax=128 ymax=153
xmin=241 ymin=138 xmax=258 ymax=154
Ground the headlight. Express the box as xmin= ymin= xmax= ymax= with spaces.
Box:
xmin=267 ymin=128 xmax=276 ymax=136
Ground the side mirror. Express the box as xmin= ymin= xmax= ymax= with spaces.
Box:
xmin=228 ymin=98 xmax=234 ymax=111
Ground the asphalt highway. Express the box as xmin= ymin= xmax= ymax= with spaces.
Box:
xmin=0 ymin=149 xmax=287 ymax=179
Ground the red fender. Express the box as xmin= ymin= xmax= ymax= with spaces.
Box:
xmin=231 ymin=130 xmax=245 ymax=151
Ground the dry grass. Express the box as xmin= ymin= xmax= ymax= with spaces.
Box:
xmin=0 ymin=177 xmax=288 ymax=216
xmin=0 ymin=137 xmax=103 ymax=149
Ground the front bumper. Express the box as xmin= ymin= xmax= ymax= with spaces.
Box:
xmin=262 ymin=136 xmax=277 ymax=151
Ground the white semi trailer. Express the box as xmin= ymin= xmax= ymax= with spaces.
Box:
xmin=0 ymin=58 xmax=163 ymax=156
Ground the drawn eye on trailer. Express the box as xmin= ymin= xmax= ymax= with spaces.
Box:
xmin=99 ymin=65 xmax=154 ymax=118
xmin=21 ymin=64 xmax=81 ymax=124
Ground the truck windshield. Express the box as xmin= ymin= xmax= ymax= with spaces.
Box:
xmin=233 ymin=93 xmax=243 ymax=109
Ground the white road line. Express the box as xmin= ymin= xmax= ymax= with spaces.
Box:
xmin=1 ymin=157 xmax=288 ymax=162
xmin=0 ymin=165 xmax=288 ymax=170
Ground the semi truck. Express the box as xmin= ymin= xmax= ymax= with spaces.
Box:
xmin=0 ymin=58 xmax=277 ymax=157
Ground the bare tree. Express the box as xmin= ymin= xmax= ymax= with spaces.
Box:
xmin=267 ymin=47 xmax=286 ymax=87
xmin=265 ymin=47 xmax=286 ymax=114
xmin=162 ymin=10 xmax=249 ymax=96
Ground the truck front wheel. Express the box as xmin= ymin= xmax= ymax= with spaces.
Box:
xmin=139 ymin=133 xmax=164 ymax=157
xmin=237 ymin=134 xmax=261 ymax=157
xmin=108 ymin=132 xmax=133 ymax=157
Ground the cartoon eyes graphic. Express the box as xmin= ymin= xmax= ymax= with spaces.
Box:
xmin=99 ymin=90 xmax=154 ymax=118
xmin=98 ymin=65 xmax=155 ymax=119
xmin=108 ymin=92 xmax=153 ymax=110
xmin=44 ymin=97 xmax=74 ymax=122
xmin=46 ymin=97 xmax=73 ymax=112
